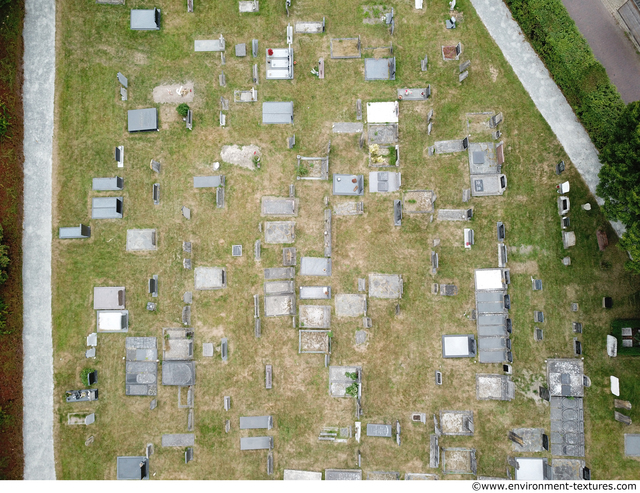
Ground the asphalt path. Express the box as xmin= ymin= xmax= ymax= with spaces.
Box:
xmin=22 ymin=0 xmax=56 ymax=480
xmin=561 ymin=0 xmax=640 ymax=104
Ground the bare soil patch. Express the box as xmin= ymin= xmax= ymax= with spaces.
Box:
xmin=153 ymin=82 xmax=194 ymax=104
xmin=220 ymin=145 xmax=261 ymax=170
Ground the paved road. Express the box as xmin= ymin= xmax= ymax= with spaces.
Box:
xmin=562 ymin=0 xmax=640 ymax=104
xmin=469 ymin=0 xmax=625 ymax=237
xmin=22 ymin=0 xmax=56 ymax=480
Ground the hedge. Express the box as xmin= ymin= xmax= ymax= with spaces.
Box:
xmin=505 ymin=0 xmax=625 ymax=150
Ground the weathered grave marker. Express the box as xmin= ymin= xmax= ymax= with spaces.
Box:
xmin=224 ymin=396 xmax=231 ymax=411
xmin=421 ymin=55 xmax=428 ymax=71
xmin=265 ymin=364 xmax=273 ymax=389
xmin=120 ymin=87 xmax=127 ymax=101
xmin=252 ymin=39 xmax=258 ymax=57
xmin=459 ymin=70 xmax=469 ymax=82
xmin=219 ymin=72 xmax=226 ymax=87
xmin=459 ymin=60 xmax=471 ymax=72
xmin=356 ymin=99 xmax=362 ymax=120
xmin=153 ymin=183 xmax=160 ymax=205
xmin=182 ymin=206 xmax=191 ymax=219
xmin=149 ymin=275 xmax=158 ymax=297
xmin=150 ymin=159 xmax=161 ymax=173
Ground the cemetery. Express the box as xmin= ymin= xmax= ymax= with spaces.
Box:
xmin=51 ymin=0 xmax=640 ymax=482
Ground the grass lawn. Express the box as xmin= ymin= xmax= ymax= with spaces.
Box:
xmin=52 ymin=0 xmax=640 ymax=479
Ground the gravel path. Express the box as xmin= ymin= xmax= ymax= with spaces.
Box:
xmin=561 ymin=0 xmax=640 ymax=103
xmin=22 ymin=0 xmax=56 ymax=480
xmin=469 ymin=0 xmax=625 ymax=237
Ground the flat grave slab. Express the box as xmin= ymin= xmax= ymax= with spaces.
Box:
xmin=162 ymin=434 xmax=194 ymax=447
xmin=434 ymin=140 xmax=465 ymax=154
xmin=127 ymin=108 xmax=157 ymax=132
xmin=438 ymin=209 xmax=472 ymax=221
xmin=264 ymin=294 xmax=295 ymax=317
xmin=367 ymin=124 xmax=398 ymax=144
xmin=369 ymin=171 xmax=401 ymax=193
xmin=97 ymin=310 xmax=128 ymax=333
xmin=367 ymin=423 xmax=392 ymax=437
xmin=468 ymin=142 xmax=499 ymax=175
xmin=299 ymin=330 xmax=331 ymax=353
xmin=471 ymin=174 xmax=507 ymax=197
xmin=405 ymin=473 xmax=438 ymax=480
xmin=117 ymin=457 xmax=149 ymax=480
xmin=295 ymin=20 xmax=325 ymax=33
xmin=368 ymin=273 xmax=403 ymax=298
xmin=552 ymin=459 xmax=585 ymax=480
xmin=367 ymin=471 xmax=399 ymax=480
xmin=264 ymin=281 xmax=295 ymax=295
xmin=94 ymin=287 xmax=125 ymax=310
xmin=162 ymin=361 xmax=196 ymax=386
xmin=299 ymin=305 xmax=331 ymax=328
xmin=265 ymin=48 xmax=294 ymax=80
xmin=240 ymin=436 xmax=273 ymax=450
xmin=514 ymin=458 xmax=548 ymax=480
xmin=261 ymin=197 xmax=298 ymax=216
xmin=239 ymin=0 xmax=259 ymax=12
xmin=240 ymin=415 xmax=273 ymax=429
xmin=300 ymin=257 xmax=332 ymax=276
xmin=549 ymin=396 xmax=585 ymax=457
xmin=194 ymin=175 xmax=224 ymax=188
xmin=333 ymin=122 xmax=363 ymax=134
xmin=367 ymin=101 xmax=399 ymax=123
xmin=203 ymin=343 xmax=214 ymax=357
xmin=625 ymin=434 xmax=640 ymax=456
xmin=264 ymin=267 xmax=295 ymax=279
xmin=511 ymin=428 xmax=546 ymax=452
xmin=284 ymin=470 xmax=323 ymax=480
xmin=300 ymin=286 xmax=331 ymax=299
xmin=364 ymin=57 xmax=396 ymax=81
xmin=403 ymin=190 xmax=435 ymax=213
xmin=397 ymin=88 xmax=429 ymax=100
xmin=283 ymin=247 xmax=296 ymax=266
xmin=333 ymin=201 xmax=364 ymax=216
xmin=195 ymin=37 xmax=225 ymax=52
xmin=194 ymin=267 xmax=226 ymax=290
xmin=126 ymin=229 xmax=157 ymax=251
xmin=125 ymin=337 xmax=158 ymax=396
xmin=264 ymin=221 xmax=295 ymax=243
xmin=333 ymin=174 xmax=364 ymax=195
xmin=335 ymin=294 xmax=367 ymax=317
xmin=476 ymin=374 xmax=515 ymax=401
xmin=325 ymin=469 xmax=362 ymax=480
xmin=547 ymin=358 xmax=584 ymax=397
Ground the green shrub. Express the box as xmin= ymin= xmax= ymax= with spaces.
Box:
xmin=505 ymin=0 xmax=625 ymax=150
xmin=345 ymin=383 xmax=359 ymax=397
xmin=176 ymin=103 xmax=190 ymax=117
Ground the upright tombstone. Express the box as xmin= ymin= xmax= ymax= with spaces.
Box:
xmin=252 ymin=39 xmax=258 ymax=58
xmin=182 ymin=206 xmax=191 ymax=220
xmin=221 ymin=338 xmax=228 ymax=361
xmin=556 ymin=160 xmax=565 ymax=175
xmin=265 ymin=364 xmax=273 ymax=389
xmin=421 ymin=55 xmax=428 ymax=71
xmin=59 ymin=224 xmax=91 ymax=239
xmin=153 ymin=183 xmax=160 ymax=205
xmin=459 ymin=60 xmax=471 ymax=72
xmin=150 ymin=159 xmax=161 ymax=173
xmin=253 ymin=64 xmax=259 ymax=84
xmin=219 ymin=72 xmax=226 ymax=87
xmin=115 ymin=146 xmax=124 ymax=168
xmin=356 ymin=99 xmax=362 ymax=120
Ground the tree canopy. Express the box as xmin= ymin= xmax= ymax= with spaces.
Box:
xmin=597 ymin=101 xmax=640 ymax=273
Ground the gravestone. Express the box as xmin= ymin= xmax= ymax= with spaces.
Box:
xmin=117 ymin=72 xmax=128 ymax=88
xmin=220 ymin=97 xmax=229 ymax=110
xmin=253 ymin=64 xmax=258 ymax=84
xmin=535 ymin=328 xmax=543 ymax=341
xmin=183 ymin=291 xmax=192 ymax=304
xmin=182 ymin=306 xmax=191 ymax=325
xmin=183 ymin=259 xmax=192 ymax=269
xmin=428 ymin=122 xmax=432 ymax=135
xmin=358 ymin=278 xmax=366 ymax=292
xmin=232 ymin=245 xmax=242 ymax=256
xmin=188 ymin=409 xmax=194 ymax=431
xmin=225 ymin=420 xmax=230 ymax=433
xmin=219 ymin=72 xmax=226 ymax=87
xmin=428 ymin=146 xmax=435 ymax=156
xmin=149 ymin=275 xmax=158 ymax=297
xmin=182 ymin=206 xmax=191 ymax=219
xmin=459 ymin=60 xmax=470 ymax=72
xmin=255 ymin=240 xmax=261 ymax=260
xmin=355 ymin=330 xmax=367 ymax=344
xmin=573 ymin=322 xmax=582 ymax=333
xmin=356 ymin=99 xmax=362 ymax=120
xmin=615 ymin=399 xmax=632 ymax=410
xmin=556 ymin=160 xmax=565 ymax=175
xmin=150 ymin=159 xmax=161 ymax=173
xmin=574 ymin=338 xmax=582 ymax=355
xmin=289 ymin=184 xmax=295 ymax=197
xmin=288 ymin=135 xmax=295 ymax=149
xmin=435 ymin=371 xmax=442 ymax=385
xmin=615 ymin=411 xmax=632 ymax=425
xmin=145 ymin=303 xmax=156 ymax=312
xmin=459 ymin=70 xmax=468 ymax=82
xmin=492 ymin=130 xmax=501 ymax=140
xmin=153 ymin=183 xmax=160 ymax=205
xmin=539 ymin=386 xmax=550 ymax=401
xmin=120 ymin=87 xmax=127 ymax=101
xmin=216 ymin=187 xmax=225 ymax=207
xmin=255 ymin=318 xmax=261 ymax=338
xmin=224 ymin=396 xmax=231 ymax=411
xmin=265 ymin=364 xmax=273 ymax=389
xmin=85 ymin=348 xmax=95 ymax=359
xmin=534 ymin=311 xmax=544 ymax=323
xmin=252 ymin=39 xmax=258 ymax=57
xmin=186 ymin=110 xmax=192 ymax=130
xmin=221 ymin=338 xmax=228 ymax=361
xmin=462 ymin=137 xmax=469 ymax=149
xmin=267 ymin=452 xmax=274 ymax=475
xmin=563 ymin=257 xmax=571 ymax=266
xmin=185 ymin=447 xmax=193 ymax=464
xmin=421 ymin=55 xmax=428 ymax=71
xmin=183 ymin=241 xmax=192 ymax=253
xmin=203 ymin=343 xmax=214 ymax=357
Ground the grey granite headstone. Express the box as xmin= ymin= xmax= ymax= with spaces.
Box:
xmin=203 ymin=343 xmax=214 ymax=357
xmin=182 ymin=206 xmax=191 ymax=219
xmin=117 ymin=72 xmax=128 ymax=87
xmin=183 ymin=291 xmax=192 ymax=304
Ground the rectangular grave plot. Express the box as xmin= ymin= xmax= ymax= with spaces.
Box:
xmin=264 ymin=294 xmax=295 ymax=317
xmin=261 ymin=197 xmax=298 ymax=216
xmin=283 ymin=247 xmax=297 ymax=266
xmin=335 ymin=294 xmax=366 ymax=317
xmin=330 ymin=37 xmax=361 ymax=59
xmin=263 ymin=267 xmax=295 ymax=279
xmin=403 ymin=190 xmax=435 ymax=213
xmin=264 ymin=221 xmax=295 ymax=244
xmin=368 ymin=124 xmax=398 ymax=145
xmin=299 ymin=305 xmax=331 ymax=328
xmin=299 ymin=330 xmax=331 ymax=353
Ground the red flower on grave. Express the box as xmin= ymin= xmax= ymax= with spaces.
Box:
xmin=268 ymin=49 xmax=274 ymax=56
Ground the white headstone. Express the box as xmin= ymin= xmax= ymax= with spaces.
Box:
xmin=611 ymin=376 xmax=620 ymax=396
xmin=607 ymin=335 xmax=618 ymax=357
